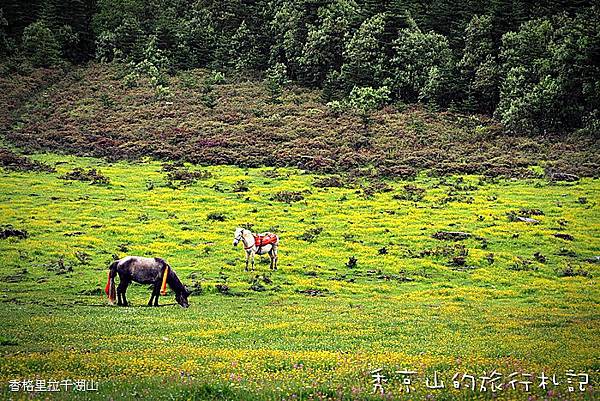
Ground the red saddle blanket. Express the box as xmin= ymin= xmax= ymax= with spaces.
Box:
xmin=254 ymin=233 xmax=278 ymax=247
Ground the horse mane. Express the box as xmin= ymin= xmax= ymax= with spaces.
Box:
xmin=167 ymin=267 xmax=185 ymax=294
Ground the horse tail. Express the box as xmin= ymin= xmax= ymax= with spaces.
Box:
xmin=160 ymin=261 xmax=170 ymax=296
xmin=105 ymin=261 xmax=118 ymax=303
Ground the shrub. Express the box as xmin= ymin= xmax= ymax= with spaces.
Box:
xmin=297 ymin=227 xmax=323 ymax=242
xmin=0 ymin=149 xmax=55 ymax=172
xmin=21 ymin=21 xmax=62 ymax=67
xmin=205 ymin=70 xmax=226 ymax=85
xmin=346 ymin=86 xmax=390 ymax=125
xmin=393 ymin=185 xmax=426 ymax=201
xmin=270 ymin=191 xmax=305 ymax=203
xmin=556 ymin=265 xmax=591 ymax=278
xmin=60 ymin=168 xmax=110 ymax=185
xmin=207 ymin=212 xmax=227 ymax=222
xmin=313 ymin=176 xmax=345 ymax=188
xmin=232 ymin=180 xmax=249 ymax=192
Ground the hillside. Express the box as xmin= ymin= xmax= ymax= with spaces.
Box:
xmin=2 ymin=64 xmax=599 ymax=179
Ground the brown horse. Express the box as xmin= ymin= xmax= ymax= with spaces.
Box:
xmin=105 ymin=256 xmax=190 ymax=308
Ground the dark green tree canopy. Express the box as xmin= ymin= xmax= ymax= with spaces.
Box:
xmin=1 ymin=0 xmax=597 ymax=135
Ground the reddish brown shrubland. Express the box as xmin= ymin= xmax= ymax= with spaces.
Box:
xmin=3 ymin=64 xmax=599 ymax=177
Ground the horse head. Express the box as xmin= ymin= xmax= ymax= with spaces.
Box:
xmin=233 ymin=227 xmax=245 ymax=246
xmin=176 ymin=287 xmax=191 ymax=308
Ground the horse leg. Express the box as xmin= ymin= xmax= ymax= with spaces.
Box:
xmin=268 ymin=249 xmax=274 ymax=270
xmin=272 ymin=246 xmax=278 ymax=270
xmin=116 ymin=285 xmax=123 ymax=306
xmin=153 ymin=281 xmax=161 ymax=306
xmin=116 ymin=272 xmax=125 ymax=306
xmin=120 ymin=279 xmax=131 ymax=306
xmin=245 ymin=251 xmax=250 ymax=271
xmin=148 ymin=281 xmax=160 ymax=306
xmin=251 ymin=251 xmax=255 ymax=271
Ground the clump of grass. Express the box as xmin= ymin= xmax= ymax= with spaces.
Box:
xmin=261 ymin=169 xmax=281 ymax=178
xmin=232 ymin=180 xmax=249 ymax=192
xmin=297 ymin=227 xmax=323 ymax=242
xmin=207 ymin=212 xmax=227 ymax=222
xmin=215 ymin=284 xmax=230 ymax=294
xmin=164 ymin=165 xmax=212 ymax=186
xmin=271 ymin=190 xmax=305 ymax=203
xmin=0 ymin=225 xmax=28 ymax=240
xmin=556 ymin=264 xmax=591 ymax=278
xmin=45 ymin=257 xmax=73 ymax=275
xmin=557 ymin=248 xmax=577 ymax=257
xmin=1 ymin=268 xmax=28 ymax=283
xmin=74 ymin=251 xmax=91 ymax=265
xmin=345 ymin=256 xmax=358 ymax=268
xmin=0 ymin=148 xmax=55 ymax=172
xmin=313 ymin=176 xmax=346 ymax=188
xmin=393 ymin=184 xmax=426 ymax=201
xmin=508 ymin=257 xmax=538 ymax=272
xmin=60 ymin=168 xmax=110 ymax=185
xmin=519 ymin=208 xmax=544 ymax=216
xmin=360 ymin=181 xmax=392 ymax=198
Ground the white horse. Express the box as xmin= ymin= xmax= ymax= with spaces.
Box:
xmin=233 ymin=228 xmax=279 ymax=271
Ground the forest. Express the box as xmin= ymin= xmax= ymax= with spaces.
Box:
xmin=1 ymin=0 xmax=599 ymax=137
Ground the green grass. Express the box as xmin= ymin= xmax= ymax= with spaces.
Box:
xmin=0 ymin=153 xmax=598 ymax=400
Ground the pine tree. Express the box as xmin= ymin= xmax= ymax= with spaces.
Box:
xmin=340 ymin=13 xmax=388 ymax=90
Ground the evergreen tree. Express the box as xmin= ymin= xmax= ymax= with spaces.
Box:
xmin=340 ymin=13 xmax=388 ymax=90
xmin=496 ymin=8 xmax=600 ymax=134
xmin=458 ymin=14 xmax=499 ymax=113
xmin=298 ymin=0 xmax=359 ymax=86
xmin=389 ymin=15 xmax=453 ymax=103
xmin=21 ymin=20 xmax=61 ymax=67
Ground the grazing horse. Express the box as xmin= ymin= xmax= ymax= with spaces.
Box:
xmin=105 ymin=256 xmax=190 ymax=308
xmin=233 ymin=228 xmax=279 ymax=271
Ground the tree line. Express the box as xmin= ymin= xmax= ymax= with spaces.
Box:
xmin=1 ymin=0 xmax=598 ymax=136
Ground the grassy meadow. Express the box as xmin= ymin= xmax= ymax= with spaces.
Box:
xmin=0 ymin=152 xmax=598 ymax=400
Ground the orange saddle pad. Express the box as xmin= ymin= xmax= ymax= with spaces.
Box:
xmin=254 ymin=233 xmax=278 ymax=247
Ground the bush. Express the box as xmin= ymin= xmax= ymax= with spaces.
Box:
xmin=60 ymin=168 xmax=110 ymax=185
xmin=297 ymin=227 xmax=323 ymax=242
xmin=21 ymin=21 xmax=62 ymax=67
xmin=313 ymin=176 xmax=345 ymax=188
xmin=207 ymin=212 xmax=227 ymax=222
xmin=346 ymin=86 xmax=390 ymax=125
xmin=270 ymin=191 xmax=305 ymax=203
xmin=232 ymin=180 xmax=249 ymax=192
xmin=205 ymin=70 xmax=226 ymax=85
xmin=393 ymin=185 xmax=426 ymax=202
